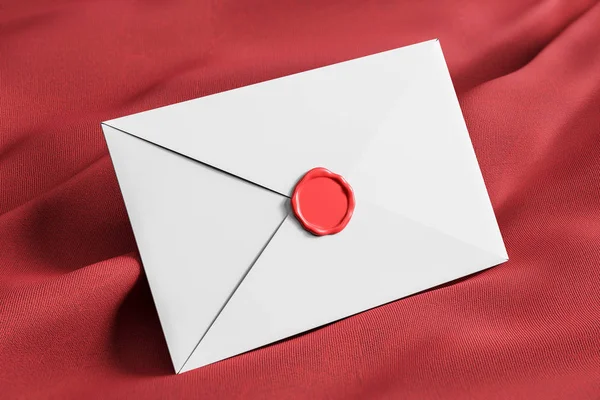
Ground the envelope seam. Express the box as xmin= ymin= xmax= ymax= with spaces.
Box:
xmin=177 ymin=215 xmax=290 ymax=373
xmin=365 ymin=199 xmax=508 ymax=263
xmin=101 ymin=122 xmax=290 ymax=199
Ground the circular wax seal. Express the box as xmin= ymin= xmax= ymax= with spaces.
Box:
xmin=291 ymin=167 xmax=355 ymax=236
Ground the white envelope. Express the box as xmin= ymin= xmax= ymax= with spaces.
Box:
xmin=101 ymin=39 xmax=508 ymax=374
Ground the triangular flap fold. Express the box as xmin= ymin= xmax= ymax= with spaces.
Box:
xmin=103 ymin=125 xmax=288 ymax=372
xmin=180 ymin=202 xmax=507 ymax=372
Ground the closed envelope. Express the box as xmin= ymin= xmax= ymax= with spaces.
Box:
xmin=101 ymin=39 xmax=508 ymax=374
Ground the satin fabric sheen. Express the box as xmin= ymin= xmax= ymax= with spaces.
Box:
xmin=1 ymin=0 xmax=599 ymax=398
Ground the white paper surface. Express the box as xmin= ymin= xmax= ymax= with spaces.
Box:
xmin=102 ymin=39 xmax=508 ymax=374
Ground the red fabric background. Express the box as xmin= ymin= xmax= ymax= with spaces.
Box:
xmin=2 ymin=0 xmax=600 ymax=398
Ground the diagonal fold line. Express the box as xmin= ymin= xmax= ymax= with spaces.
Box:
xmin=177 ymin=215 xmax=290 ymax=373
xmin=101 ymin=123 xmax=290 ymax=198
xmin=365 ymin=199 xmax=508 ymax=263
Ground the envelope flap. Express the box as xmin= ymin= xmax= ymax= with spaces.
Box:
xmin=104 ymin=40 xmax=443 ymax=197
xmin=103 ymin=124 xmax=287 ymax=372
xmin=181 ymin=205 xmax=507 ymax=371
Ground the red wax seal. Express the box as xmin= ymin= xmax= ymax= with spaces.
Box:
xmin=291 ymin=167 xmax=355 ymax=236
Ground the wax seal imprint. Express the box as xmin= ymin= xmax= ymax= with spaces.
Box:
xmin=291 ymin=167 xmax=355 ymax=236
